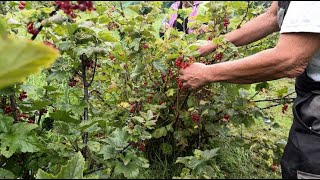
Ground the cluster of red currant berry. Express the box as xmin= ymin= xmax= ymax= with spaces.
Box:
xmin=282 ymin=104 xmax=288 ymax=114
xmin=214 ymin=52 xmax=223 ymax=62
xmin=18 ymin=1 xmax=26 ymax=10
xmin=175 ymin=56 xmax=194 ymax=70
xmin=19 ymin=91 xmax=27 ymax=101
xmin=54 ymin=1 xmax=95 ymax=18
xmin=223 ymin=17 xmax=230 ymax=28
xmin=68 ymin=78 xmax=78 ymax=87
xmin=222 ymin=114 xmax=230 ymax=122
xmin=27 ymin=22 xmax=39 ymax=35
xmin=191 ymin=113 xmax=200 ymax=123
xmin=130 ymin=142 xmax=146 ymax=152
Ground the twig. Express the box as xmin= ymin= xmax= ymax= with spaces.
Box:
xmin=88 ymin=54 xmax=98 ymax=87
xmin=9 ymin=94 xmax=18 ymax=122
xmin=236 ymin=1 xmax=250 ymax=29
xmin=31 ymin=5 xmax=60 ymax=40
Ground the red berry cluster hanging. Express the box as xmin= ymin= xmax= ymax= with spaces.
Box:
xmin=68 ymin=78 xmax=78 ymax=87
xmin=282 ymin=104 xmax=288 ymax=114
xmin=27 ymin=22 xmax=39 ymax=35
xmin=191 ymin=112 xmax=200 ymax=123
xmin=175 ymin=56 xmax=193 ymax=69
xmin=18 ymin=1 xmax=26 ymax=10
xmin=18 ymin=113 xmax=29 ymax=119
xmin=222 ymin=114 xmax=230 ymax=122
xmin=19 ymin=91 xmax=27 ymax=101
xmin=54 ymin=1 xmax=95 ymax=18
xmin=214 ymin=52 xmax=223 ymax=62
xmin=4 ymin=106 xmax=12 ymax=114
xmin=130 ymin=142 xmax=146 ymax=152
xmin=223 ymin=17 xmax=230 ymax=28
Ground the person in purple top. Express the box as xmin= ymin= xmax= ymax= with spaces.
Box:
xmin=160 ymin=1 xmax=206 ymax=36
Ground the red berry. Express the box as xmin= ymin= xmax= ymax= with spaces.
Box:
xmin=4 ymin=106 xmax=12 ymax=114
xmin=28 ymin=120 xmax=34 ymax=124
xmin=282 ymin=104 xmax=288 ymax=114
xmin=222 ymin=114 xmax=230 ymax=122
xmin=138 ymin=145 xmax=145 ymax=151
xmin=214 ymin=53 xmax=223 ymax=62
xmin=271 ymin=164 xmax=278 ymax=172
xmin=20 ymin=1 xmax=26 ymax=6
xmin=191 ymin=113 xmax=200 ymax=123
xmin=142 ymin=44 xmax=149 ymax=49
xmin=18 ymin=4 xmax=25 ymax=10
xmin=78 ymin=4 xmax=86 ymax=11
xmin=71 ymin=4 xmax=79 ymax=10
xmin=223 ymin=17 xmax=230 ymax=28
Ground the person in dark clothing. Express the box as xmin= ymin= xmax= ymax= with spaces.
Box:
xmin=179 ymin=1 xmax=320 ymax=179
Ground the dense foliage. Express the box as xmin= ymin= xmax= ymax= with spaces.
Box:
xmin=0 ymin=1 xmax=294 ymax=179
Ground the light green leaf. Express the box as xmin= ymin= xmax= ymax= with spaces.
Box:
xmin=152 ymin=60 xmax=166 ymax=74
xmin=0 ymin=36 xmax=59 ymax=89
xmin=0 ymin=123 xmax=39 ymax=158
xmin=36 ymin=169 xmax=56 ymax=179
xmin=152 ymin=127 xmax=167 ymax=139
xmin=130 ymin=62 xmax=145 ymax=80
xmin=98 ymin=31 xmax=120 ymax=42
xmin=0 ymin=114 xmax=13 ymax=133
xmin=36 ymin=152 xmax=85 ymax=179
xmin=49 ymin=110 xmax=80 ymax=124
xmin=98 ymin=145 xmax=117 ymax=160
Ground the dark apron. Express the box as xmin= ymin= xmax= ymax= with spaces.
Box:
xmin=278 ymin=3 xmax=320 ymax=178
xmin=281 ymin=73 xmax=320 ymax=179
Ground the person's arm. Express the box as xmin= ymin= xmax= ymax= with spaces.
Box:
xmin=199 ymin=1 xmax=280 ymax=56
xmin=179 ymin=32 xmax=320 ymax=89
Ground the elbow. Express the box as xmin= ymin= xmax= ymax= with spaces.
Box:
xmin=282 ymin=57 xmax=309 ymax=78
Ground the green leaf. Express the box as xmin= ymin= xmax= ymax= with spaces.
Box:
xmin=0 ymin=114 xmax=13 ymax=133
xmin=49 ymin=110 xmax=80 ymax=124
xmin=166 ymin=88 xmax=175 ymax=97
xmin=98 ymin=31 xmax=120 ymax=42
xmin=152 ymin=60 xmax=166 ymax=74
xmin=0 ymin=168 xmax=15 ymax=179
xmin=130 ymin=62 xmax=145 ymax=80
xmin=105 ymin=128 xmax=129 ymax=149
xmin=160 ymin=143 xmax=172 ymax=155
xmin=0 ymin=36 xmax=59 ymax=89
xmin=88 ymin=141 xmax=101 ymax=153
xmin=0 ymin=123 xmax=39 ymax=158
xmin=152 ymin=127 xmax=167 ymax=139
xmin=36 ymin=152 xmax=85 ymax=179
xmin=36 ymin=169 xmax=56 ymax=179
xmin=43 ymin=85 xmax=58 ymax=91
xmin=255 ymin=82 xmax=269 ymax=91
xmin=98 ymin=145 xmax=117 ymax=160
xmin=113 ymin=160 xmax=140 ymax=178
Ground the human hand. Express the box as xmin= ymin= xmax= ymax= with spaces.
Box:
xmin=179 ymin=62 xmax=210 ymax=91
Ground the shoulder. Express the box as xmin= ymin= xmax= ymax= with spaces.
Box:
xmin=281 ymin=1 xmax=320 ymax=33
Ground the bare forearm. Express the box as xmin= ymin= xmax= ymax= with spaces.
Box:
xmin=225 ymin=11 xmax=279 ymax=47
xmin=205 ymin=48 xmax=302 ymax=84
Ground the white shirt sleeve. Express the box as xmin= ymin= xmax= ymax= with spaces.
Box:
xmin=280 ymin=1 xmax=320 ymax=33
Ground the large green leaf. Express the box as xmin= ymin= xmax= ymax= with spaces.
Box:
xmin=0 ymin=114 xmax=13 ymax=133
xmin=0 ymin=36 xmax=59 ymax=89
xmin=0 ymin=122 xmax=40 ymax=158
xmin=49 ymin=110 xmax=80 ymax=124
xmin=36 ymin=152 xmax=85 ymax=179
